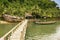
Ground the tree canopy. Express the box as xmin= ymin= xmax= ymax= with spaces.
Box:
xmin=0 ymin=0 xmax=60 ymax=17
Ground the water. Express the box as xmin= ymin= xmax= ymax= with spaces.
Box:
xmin=0 ymin=23 xmax=17 ymax=37
xmin=25 ymin=21 xmax=60 ymax=40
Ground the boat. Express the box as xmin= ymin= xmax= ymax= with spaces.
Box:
xmin=2 ymin=14 xmax=23 ymax=22
xmin=35 ymin=21 xmax=56 ymax=24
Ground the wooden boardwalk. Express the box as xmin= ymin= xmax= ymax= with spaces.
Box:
xmin=0 ymin=19 xmax=28 ymax=40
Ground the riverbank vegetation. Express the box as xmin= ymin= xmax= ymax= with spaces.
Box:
xmin=0 ymin=0 xmax=60 ymax=19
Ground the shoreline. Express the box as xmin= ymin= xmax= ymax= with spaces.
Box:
xmin=0 ymin=21 xmax=11 ymax=24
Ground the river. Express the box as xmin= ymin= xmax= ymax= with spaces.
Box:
xmin=25 ymin=21 xmax=60 ymax=40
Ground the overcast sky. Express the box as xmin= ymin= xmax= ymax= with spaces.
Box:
xmin=53 ymin=0 xmax=60 ymax=7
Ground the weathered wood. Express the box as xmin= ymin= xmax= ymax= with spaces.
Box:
xmin=35 ymin=21 xmax=56 ymax=24
xmin=2 ymin=14 xmax=23 ymax=22
xmin=0 ymin=20 xmax=28 ymax=40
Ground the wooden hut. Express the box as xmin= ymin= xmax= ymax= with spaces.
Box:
xmin=25 ymin=12 xmax=33 ymax=19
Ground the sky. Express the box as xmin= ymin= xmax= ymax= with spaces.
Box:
xmin=53 ymin=0 xmax=60 ymax=7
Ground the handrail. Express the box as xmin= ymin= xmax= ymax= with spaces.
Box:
xmin=0 ymin=20 xmax=25 ymax=39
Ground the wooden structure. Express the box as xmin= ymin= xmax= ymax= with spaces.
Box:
xmin=35 ymin=21 xmax=56 ymax=24
xmin=25 ymin=12 xmax=33 ymax=19
xmin=0 ymin=19 xmax=28 ymax=40
xmin=2 ymin=14 xmax=23 ymax=22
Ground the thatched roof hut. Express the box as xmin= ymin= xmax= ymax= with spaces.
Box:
xmin=25 ymin=12 xmax=33 ymax=19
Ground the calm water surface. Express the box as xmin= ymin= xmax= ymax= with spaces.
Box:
xmin=25 ymin=21 xmax=60 ymax=40
xmin=0 ymin=23 xmax=17 ymax=37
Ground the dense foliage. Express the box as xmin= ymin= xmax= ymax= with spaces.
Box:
xmin=0 ymin=0 xmax=60 ymax=17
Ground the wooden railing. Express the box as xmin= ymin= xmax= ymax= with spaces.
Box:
xmin=0 ymin=19 xmax=28 ymax=40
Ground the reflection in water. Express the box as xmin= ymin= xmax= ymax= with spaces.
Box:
xmin=49 ymin=26 xmax=60 ymax=40
xmin=26 ymin=25 xmax=60 ymax=40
